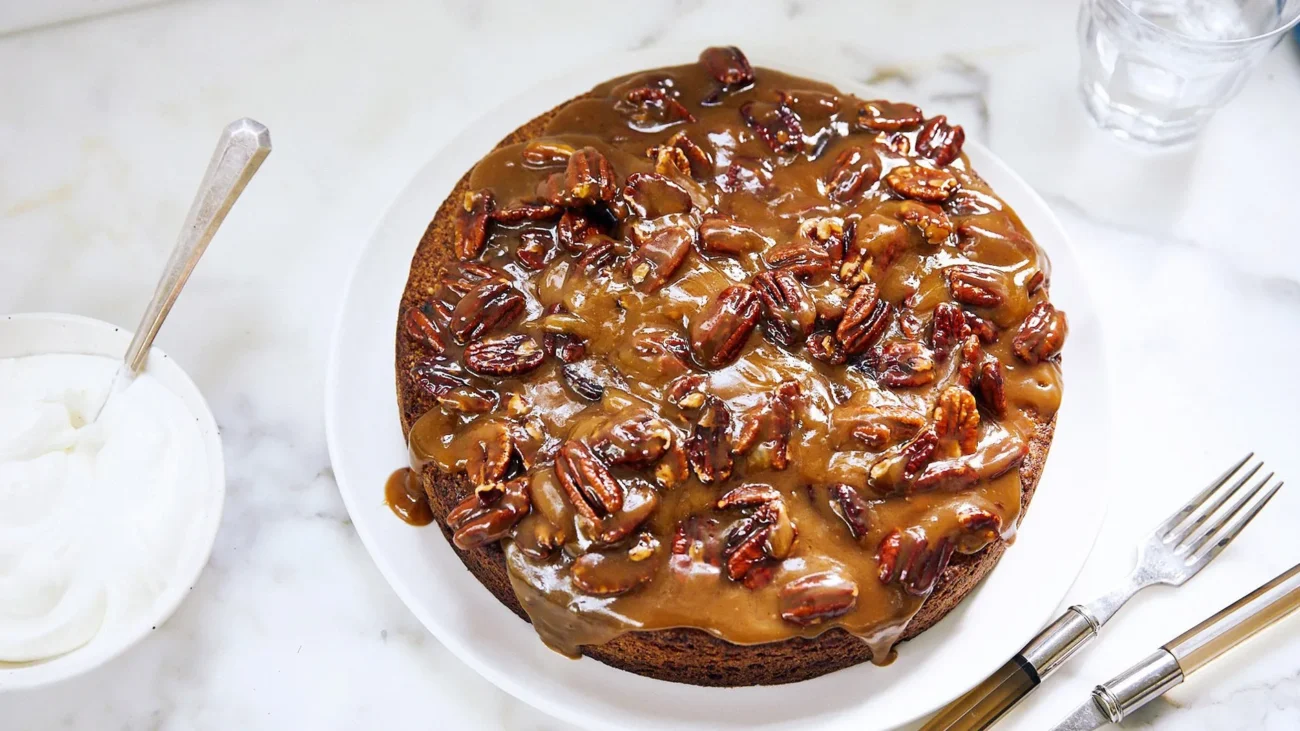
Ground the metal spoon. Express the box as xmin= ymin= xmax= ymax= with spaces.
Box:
xmin=91 ymin=118 xmax=271 ymax=421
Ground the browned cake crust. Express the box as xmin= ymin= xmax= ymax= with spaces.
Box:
xmin=394 ymin=89 xmax=1057 ymax=686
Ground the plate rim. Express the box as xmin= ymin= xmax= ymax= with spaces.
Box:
xmin=325 ymin=47 xmax=1111 ymax=731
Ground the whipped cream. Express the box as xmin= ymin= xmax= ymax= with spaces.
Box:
xmin=0 ymin=353 xmax=207 ymax=662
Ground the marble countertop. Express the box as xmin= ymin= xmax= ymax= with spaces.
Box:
xmin=3 ymin=1 xmax=1299 ymax=728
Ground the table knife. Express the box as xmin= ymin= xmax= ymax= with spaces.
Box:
xmin=1052 ymin=561 xmax=1300 ymax=730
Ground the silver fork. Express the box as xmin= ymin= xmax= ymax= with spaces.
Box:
xmin=921 ymin=454 xmax=1284 ymax=731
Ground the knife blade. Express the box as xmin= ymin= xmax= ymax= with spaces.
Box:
xmin=1050 ymin=696 xmax=1111 ymax=731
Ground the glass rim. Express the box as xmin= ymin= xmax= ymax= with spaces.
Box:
xmin=1102 ymin=0 xmax=1300 ymax=47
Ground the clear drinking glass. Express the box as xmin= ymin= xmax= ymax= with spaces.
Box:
xmin=1078 ymin=0 xmax=1300 ymax=144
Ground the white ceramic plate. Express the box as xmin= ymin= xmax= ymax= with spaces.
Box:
xmin=0 ymin=313 xmax=226 ymax=691
xmin=325 ymin=49 xmax=1110 ymax=731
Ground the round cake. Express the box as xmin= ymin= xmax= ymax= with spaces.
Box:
xmin=393 ymin=47 xmax=1067 ymax=686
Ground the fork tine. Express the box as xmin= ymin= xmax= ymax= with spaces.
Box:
xmin=1164 ymin=461 xmax=1261 ymax=545
xmin=1182 ymin=473 xmax=1280 ymax=559
xmin=1155 ymin=452 xmax=1254 ymax=539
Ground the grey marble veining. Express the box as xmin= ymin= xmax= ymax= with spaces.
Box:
xmin=2 ymin=0 xmax=1298 ymax=729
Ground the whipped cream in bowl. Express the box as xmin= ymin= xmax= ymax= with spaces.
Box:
xmin=0 ymin=313 xmax=224 ymax=691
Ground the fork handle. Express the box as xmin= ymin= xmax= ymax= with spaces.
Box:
xmin=920 ymin=608 xmax=1098 ymax=730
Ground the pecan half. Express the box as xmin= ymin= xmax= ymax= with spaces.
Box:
xmin=690 ymin=285 xmax=762 ymax=369
xmin=733 ymin=382 xmax=801 ymax=471
xmin=868 ymin=428 xmax=939 ymax=494
xmin=490 ymin=200 xmax=562 ymax=224
xmin=722 ymin=499 xmax=794 ymax=587
xmin=627 ymin=328 xmax=693 ymax=380
xmin=955 ymin=504 xmax=1003 ymax=553
xmin=625 ymin=223 xmax=693 ymax=293
xmin=454 ymin=189 xmax=495 ymax=260
xmin=449 ymin=281 xmax=525 ymax=344
xmin=753 ymin=268 xmax=818 ymax=348
xmin=648 ymin=131 xmax=712 ymax=180
xmin=868 ymin=341 xmax=937 ymax=388
xmin=670 ymin=516 xmax=726 ymax=572
xmin=976 ymin=359 xmax=1008 ymax=417
xmin=836 ymin=283 xmax=892 ymax=355
xmin=561 ymin=147 xmax=618 ymax=205
xmin=765 ymin=237 xmax=834 ymax=278
xmin=717 ymin=483 xmax=783 ymax=508
xmin=840 ymin=214 xmax=908 ymax=285
xmin=666 ymin=373 xmax=708 ymax=409
xmin=856 ymin=100 xmax=924 ymax=132
xmin=591 ymin=406 xmax=676 ymax=468
xmin=806 ymin=330 xmax=848 ymax=365
xmin=832 ymin=401 xmax=926 ymax=450
xmin=464 ymin=334 xmax=545 ymax=377
xmin=402 ymin=302 xmax=447 ymax=354
xmin=574 ymin=234 xmax=624 ymax=273
xmin=912 ymin=433 xmax=1027 ymax=493
xmin=561 ymin=360 xmax=614 ymax=401
xmin=829 ymin=484 xmax=872 ymax=539
xmin=698 ymin=214 xmax=771 ymax=256
xmin=686 ymin=396 xmax=734 ymax=484
xmin=620 ymin=85 xmax=697 ymax=131
xmin=571 ymin=551 xmax=656 ymax=596
xmin=945 ymin=265 xmax=1006 ymax=308
xmin=916 ymin=115 xmax=966 ymax=167
xmin=554 ymin=440 xmax=624 ymax=520
xmin=410 ymin=359 xmax=499 ymax=414
xmin=740 ymin=100 xmax=805 ymax=155
xmin=1012 ymin=302 xmax=1068 ymax=364
xmin=515 ymin=229 xmax=558 ymax=270
xmin=438 ymin=261 xmax=507 ymax=300
xmin=447 ymin=476 xmax=530 ymax=550
xmin=699 ymin=46 xmax=755 ymax=88
xmin=779 ymin=572 xmax=859 ymax=626
xmin=556 ymin=210 xmax=598 ymax=251
xmin=622 ymin=172 xmax=693 ymax=219
xmin=462 ymin=420 xmax=515 ymax=485
xmin=876 ymin=526 xmax=954 ymax=596
xmin=934 ymin=386 xmax=980 ymax=455
xmin=589 ymin=484 xmax=661 ymax=546
xmin=885 ymin=165 xmax=959 ymax=203
xmin=965 ymin=310 xmax=998 ymax=343
xmin=896 ymin=200 xmax=953 ymax=244
xmin=930 ymin=302 xmax=968 ymax=359
xmin=825 ymin=146 xmax=882 ymax=204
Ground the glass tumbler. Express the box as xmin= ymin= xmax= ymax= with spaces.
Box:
xmin=1078 ymin=0 xmax=1300 ymax=144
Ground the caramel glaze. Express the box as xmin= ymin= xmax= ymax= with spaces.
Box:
xmin=404 ymin=53 xmax=1065 ymax=663
xmin=386 ymin=467 xmax=434 ymax=526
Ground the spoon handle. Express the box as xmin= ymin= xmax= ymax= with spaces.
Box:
xmin=122 ymin=118 xmax=272 ymax=374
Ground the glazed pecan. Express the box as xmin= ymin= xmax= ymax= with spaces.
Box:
xmin=556 ymin=210 xmax=598 ymax=251
xmin=911 ymin=433 xmax=1027 ymax=493
xmin=618 ymin=85 xmax=696 ymax=131
xmin=402 ymin=302 xmax=447 ymax=354
xmin=825 ymin=146 xmax=882 ymax=204
xmin=753 ymin=268 xmax=818 ymax=348
xmin=690 ymin=285 xmax=762 ymax=368
xmin=591 ymin=406 xmax=676 ymax=468
xmin=836 ymin=283 xmax=892 ymax=355
xmin=589 ymin=484 xmax=661 ymax=546
xmin=829 ymin=484 xmax=871 ymax=539
xmin=628 ymin=328 xmax=693 ymax=380
xmin=856 ymin=100 xmax=924 ymax=132
xmin=885 ymin=165 xmax=959 ymax=203
xmin=930 ymin=302 xmax=968 ymax=358
xmin=876 ymin=526 xmax=954 ymax=596
xmin=625 ymin=223 xmax=694 ymax=293
xmin=765 ymin=237 xmax=834 ymax=278
xmin=554 ymin=440 xmax=624 ymax=520
xmin=575 ymin=234 xmax=624 ymax=273
xmin=520 ymin=140 xmax=575 ymax=168
xmin=779 ymin=572 xmax=859 ymax=626
xmin=965 ymin=310 xmax=998 ymax=343
xmin=438 ymin=261 xmax=506 ymax=300
xmin=464 ymin=334 xmax=545 ymax=377
xmin=740 ymin=100 xmax=805 ymax=155
xmin=945 ymin=265 xmax=1006 ymax=308
xmin=882 ymin=131 xmax=911 ymax=155
xmin=806 ymin=330 xmax=848 ymax=365
xmin=1012 ymin=302 xmax=1068 ymax=364
xmin=446 ymin=476 xmax=530 ymax=550
xmin=869 ymin=341 xmax=937 ymax=388
xmin=733 ymin=382 xmax=801 ymax=471
xmin=560 ymin=360 xmax=615 ymax=401
xmin=449 ymin=281 xmax=524 ymax=344
xmin=915 ymin=115 xmax=966 ymax=167
xmin=698 ymin=214 xmax=771 ymax=256
xmin=665 ymin=373 xmax=708 ymax=409
xmin=976 ymin=359 xmax=1008 ymax=417
xmin=956 ymin=334 xmax=983 ymax=389
xmin=717 ymin=483 xmax=783 ymax=508
xmin=512 ymin=514 xmax=567 ymax=560
xmin=462 ymin=420 xmax=515 ymax=485
xmin=410 ymin=359 xmax=498 ymax=414
xmin=954 ymin=504 xmax=1003 ymax=553
xmin=454 ymin=189 xmax=495 ymax=260
xmin=832 ymin=401 xmax=926 ymax=450
xmin=723 ymin=503 xmax=779 ymax=586
xmin=541 ymin=304 xmax=587 ymax=364
xmin=560 ymin=147 xmax=618 ymax=205
xmin=840 ymin=214 xmax=908 ymax=285
xmin=699 ymin=46 xmax=755 ymax=88
xmin=571 ymin=551 xmax=656 ymax=596
xmin=670 ymin=515 xmax=726 ymax=572
xmin=774 ymin=88 xmax=841 ymax=122
xmin=490 ymin=200 xmax=562 ymax=224
xmin=515 ymin=229 xmax=557 ymax=270
xmin=1025 ymin=269 xmax=1046 ymax=295
xmin=648 ymin=131 xmax=711 ymax=180
xmin=623 ymin=172 xmax=693 ymax=218
xmin=719 ymin=155 xmax=774 ymax=194
xmin=934 ymin=386 xmax=980 ymax=455
xmin=686 ymin=396 xmax=734 ymax=484
xmin=868 ymin=427 xmax=939 ymax=494
xmin=895 ymin=200 xmax=953 ymax=244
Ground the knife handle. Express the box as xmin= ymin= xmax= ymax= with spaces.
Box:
xmin=1164 ymin=562 xmax=1300 ymax=675
xmin=920 ymin=609 xmax=1097 ymax=730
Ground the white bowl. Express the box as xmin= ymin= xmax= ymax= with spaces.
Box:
xmin=326 ymin=48 xmax=1111 ymax=730
xmin=0 ymin=312 xmax=225 ymax=692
